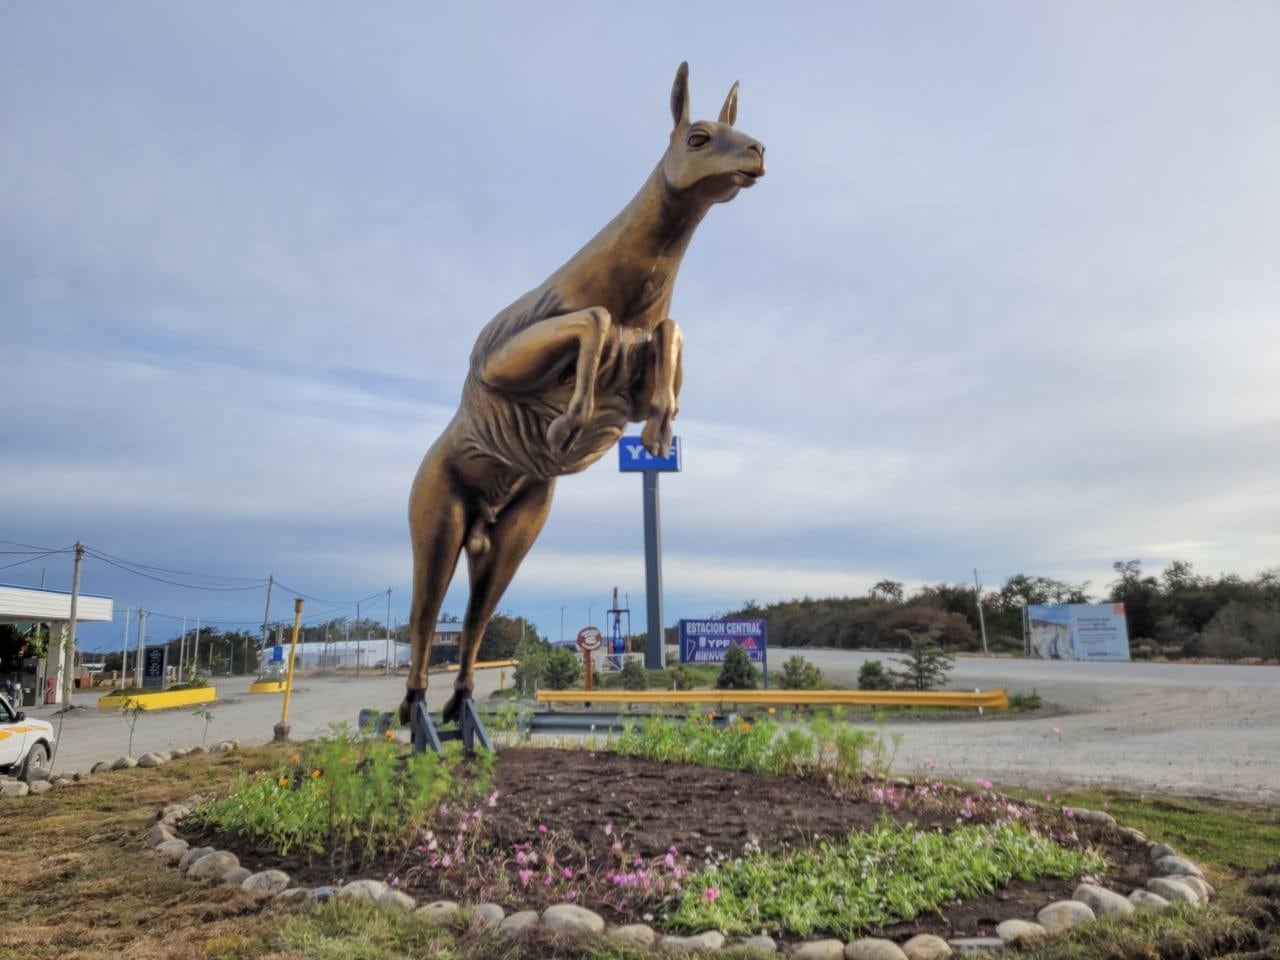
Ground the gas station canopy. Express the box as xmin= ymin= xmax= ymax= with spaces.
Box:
xmin=0 ymin=583 xmax=114 ymax=625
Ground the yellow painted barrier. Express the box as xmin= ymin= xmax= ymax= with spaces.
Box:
xmin=97 ymin=686 xmax=218 ymax=711
xmin=429 ymin=659 xmax=519 ymax=674
xmin=249 ymin=679 xmax=289 ymax=694
xmin=535 ymin=688 xmax=1010 ymax=709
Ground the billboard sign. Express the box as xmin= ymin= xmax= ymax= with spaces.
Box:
xmin=142 ymin=644 xmax=167 ymax=689
xmin=679 ymin=618 xmax=767 ymax=667
xmin=618 ymin=436 xmax=682 ymax=472
xmin=1027 ymin=603 xmax=1130 ymax=661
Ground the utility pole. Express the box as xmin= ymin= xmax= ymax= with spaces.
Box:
xmin=121 ymin=607 xmax=131 ymax=686
xmin=260 ymin=574 xmax=274 ymax=652
xmin=355 ymin=601 xmax=361 ymax=675
xmin=62 ymin=542 xmax=85 ymax=706
xmin=193 ymin=616 xmax=201 ymax=679
xmin=974 ymin=568 xmax=990 ymax=656
xmin=179 ymin=616 xmax=187 ymax=683
xmin=560 ymin=605 xmax=565 ymax=644
xmin=385 ymin=588 xmax=392 ymax=673
xmin=134 ymin=609 xmax=147 ymax=687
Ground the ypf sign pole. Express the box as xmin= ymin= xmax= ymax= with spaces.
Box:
xmin=619 ymin=436 xmax=681 ymax=669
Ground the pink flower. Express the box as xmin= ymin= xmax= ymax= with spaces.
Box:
xmin=1062 ymin=806 xmax=1074 ymax=818
xmin=415 ymin=844 xmax=428 ymax=853
xmin=923 ymin=757 xmax=936 ymax=770
xmin=441 ymin=854 xmax=453 ymax=868
xmin=665 ymin=852 xmax=676 ymax=869
xmin=538 ymin=823 xmax=548 ymax=833
xmin=390 ymin=877 xmax=400 ymax=887
xmin=518 ymin=868 xmax=533 ymax=885
xmin=516 ymin=852 xmax=527 ymax=865
xmin=611 ymin=841 xmax=622 ymax=853
xmin=487 ymin=790 xmax=499 ymax=807
xmin=703 ymin=886 xmax=720 ymax=902
xmin=543 ymin=875 xmax=554 ymax=886
xmin=567 ymin=889 xmax=578 ymax=901
xmin=603 ymin=823 xmax=613 ymax=836
xmin=562 ymin=867 xmax=573 ymax=879
xmin=976 ymin=778 xmax=993 ymax=790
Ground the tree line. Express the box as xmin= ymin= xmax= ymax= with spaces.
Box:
xmin=714 ymin=561 xmax=1280 ymax=659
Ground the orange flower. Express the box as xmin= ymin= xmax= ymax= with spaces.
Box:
xmin=383 ymin=730 xmax=395 ymax=740
xmin=288 ymin=753 xmax=301 ymax=764
xmin=278 ymin=776 xmax=289 ymax=787
xmin=740 ymin=722 xmax=751 ymax=733
xmin=310 ymin=769 xmax=322 ymax=779
xmin=767 ymin=707 xmax=776 ymax=716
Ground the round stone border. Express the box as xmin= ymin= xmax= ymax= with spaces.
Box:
xmin=0 ymin=740 xmax=242 ymax=798
xmin=140 ymin=786 xmax=1215 ymax=958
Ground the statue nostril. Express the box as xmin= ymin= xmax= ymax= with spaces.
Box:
xmin=749 ymin=142 xmax=765 ymax=158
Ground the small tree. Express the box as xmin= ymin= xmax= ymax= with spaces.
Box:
xmin=544 ymin=646 xmax=582 ymax=690
xmin=191 ymin=704 xmax=215 ymax=745
xmin=891 ymin=633 xmax=954 ymax=691
xmin=857 ymin=658 xmax=895 ymax=690
xmin=120 ymin=699 xmax=144 ymax=756
xmin=715 ymin=643 xmax=759 ymax=690
xmin=619 ymin=657 xmax=648 ymax=691
xmin=779 ymin=655 xmax=826 ymax=689
xmin=669 ymin=666 xmax=695 ymax=690
xmin=513 ymin=638 xmax=549 ymax=696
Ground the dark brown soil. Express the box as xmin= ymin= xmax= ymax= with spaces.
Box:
xmin=189 ymin=747 xmax=1151 ymax=941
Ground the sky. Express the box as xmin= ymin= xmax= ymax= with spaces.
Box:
xmin=3 ymin=2 xmax=1278 ymax=654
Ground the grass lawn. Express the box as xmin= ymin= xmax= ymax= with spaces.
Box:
xmin=2 ymin=744 xmax=1277 ymax=960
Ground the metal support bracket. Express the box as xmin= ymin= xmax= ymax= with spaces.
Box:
xmin=409 ymin=689 xmax=493 ymax=755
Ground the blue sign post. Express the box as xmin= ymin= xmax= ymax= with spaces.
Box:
xmin=679 ymin=618 xmax=769 ymax=688
xmin=619 ymin=436 xmax=681 ymax=669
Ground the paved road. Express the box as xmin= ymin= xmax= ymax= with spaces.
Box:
xmin=29 ymin=668 xmax=505 ymax=775
xmin=792 ymin=649 xmax=1280 ymax=803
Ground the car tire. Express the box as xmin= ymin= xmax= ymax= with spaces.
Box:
xmin=20 ymin=742 xmax=50 ymax=783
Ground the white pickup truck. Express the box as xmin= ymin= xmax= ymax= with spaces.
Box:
xmin=0 ymin=693 xmax=55 ymax=783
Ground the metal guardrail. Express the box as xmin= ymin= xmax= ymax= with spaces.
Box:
xmin=430 ymin=659 xmax=519 ymax=674
xmin=535 ymin=688 xmax=1010 ymax=709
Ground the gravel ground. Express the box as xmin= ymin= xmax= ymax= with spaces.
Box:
xmin=795 ymin=649 xmax=1280 ymax=803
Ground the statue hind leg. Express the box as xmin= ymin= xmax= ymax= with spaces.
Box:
xmin=399 ymin=454 xmax=468 ymax=724
xmin=442 ymin=478 xmax=555 ymax=723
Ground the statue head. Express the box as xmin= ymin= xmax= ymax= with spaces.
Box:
xmin=661 ymin=62 xmax=766 ymax=204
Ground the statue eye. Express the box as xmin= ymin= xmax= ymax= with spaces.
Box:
xmin=686 ymin=130 xmax=710 ymax=148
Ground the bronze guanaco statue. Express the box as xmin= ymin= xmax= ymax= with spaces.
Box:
xmin=401 ymin=62 xmax=765 ymax=727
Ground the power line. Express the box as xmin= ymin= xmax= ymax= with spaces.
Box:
xmin=84 ymin=550 xmax=270 ymax=591
xmin=83 ymin=546 xmax=268 ymax=584
xmin=272 ymin=580 xmax=385 ymax=607
xmin=0 ymin=549 xmax=71 ymax=571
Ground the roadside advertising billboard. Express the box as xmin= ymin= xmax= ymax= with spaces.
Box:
xmin=1027 ymin=603 xmax=1130 ymax=661
xmin=678 ymin=618 xmax=769 ymax=685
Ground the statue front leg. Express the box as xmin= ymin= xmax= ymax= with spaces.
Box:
xmin=479 ymin=306 xmax=613 ymax=453
xmin=640 ymin=318 xmax=683 ymax=457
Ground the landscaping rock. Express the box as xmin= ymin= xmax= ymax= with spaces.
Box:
xmin=1149 ymin=842 xmax=1178 ymax=861
xmin=1146 ymin=877 xmax=1200 ymax=904
xmin=995 ymin=920 xmax=1045 ymax=944
xmin=416 ymin=900 xmax=460 ymax=921
xmin=1073 ymin=883 xmax=1135 ymax=917
xmin=188 ymin=745 xmax=207 ymax=756
xmin=309 ymin=886 xmax=336 ymax=903
xmin=278 ymin=887 xmax=310 ymax=901
xmin=1063 ymin=807 xmax=1115 ymax=826
xmin=160 ymin=803 xmax=190 ymax=820
xmin=137 ymin=753 xmax=166 ymax=768
xmin=178 ymin=846 xmax=214 ymax=870
xmin=170 ymin=748 xmax=187 ymax=760
xmin=72 ymin=770 xmax=89 ymax=780
xmin=1176 ymin=875 xmax=1214 ymax=900
xmin=1035 ymin=900 xmax=1096 ymax=934
xmin=610 ymin=924 xmax=657 ymax=947
xmin=112 ymin=756 xmax=138 ymax=770
xmin=902 ymin=933 xmax=952 ymax=959
xmin=90 ymin=761 xmax=112 ymax=774
xmin=1128 ymin=890 xmax=1171 ymax=911
xmin=542 ymin=903 xmax=606 ymax=935
xmin=222 ymin=866 xmax=251 ymax=885
xmin=337 ymin=879 xmax=387 ymax=902
xmin=242 ymin=870 xmax=291 ymax=894
xmin=844 ymin=938 xmax=909 ymax=960
xmin=0 ymin=781 xmax=29 ymax=797
xmin=51 ymin=777 xmax=73 ymax=787
xmin=1153 ymin=855 xmax=1205 ymax=880
xmin=661 ymin=931 xmax=725 ymax=952
xmin=740 ymin=934 xmax=777 ymax=953
xmin=498 ymin=910 xmax=540 ymax=935
xmin=28 ymin=780 xmax=51 ymax=794
xmin=947 ymin=938 xmax=1005 ymax=955
xmin=1115 ymin=826 xmax=1147 ymax=844
xmin=378 ymin=889 xmax=416 ymax=912
xmin=792 ymin=940 xmax=845 ymax=960
xmin=188 ymin=851 xmax=239 ymax=879
xmin=156 ymin=839 xmax=189 ymax=862
xmin=471 ymin=903 xmax=505 ymax=928
xmin=144 ymin=823 xmax=176 ymax=847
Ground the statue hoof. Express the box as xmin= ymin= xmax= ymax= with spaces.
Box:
xmin=399 ymin=690 xmax=422 ymax=726
xmin=441 ymin=690 xmax=462 ymax=725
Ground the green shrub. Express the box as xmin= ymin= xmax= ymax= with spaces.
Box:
xmin=857 ymin=658 xmax=895 ymax=690
xmin=185 ymin=727 xmax=488 ymax=873
xmin=670 ymin=666 xmax=696 ymax=690
xmin=779 ymin=655 xmax=826 ymax=689
xmin=543 ymin=646 xmax=582 ymax=690
xmin=619 ymin=657 xmax=648 ymax=690
xmin=715 ymin=643 xmax=759 ymax=690
xmin=512 ymin=638 xmax=548 ymax=695
xmin=891 ymin=635 xmax=954 ymax=691
xmin=1009 ymin=688 xmax=1043 ymax=711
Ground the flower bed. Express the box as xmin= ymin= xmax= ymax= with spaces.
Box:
xmin=178 ymin=718 xmax=1152 ymax=946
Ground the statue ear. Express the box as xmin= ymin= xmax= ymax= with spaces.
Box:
xmin=718 ymin=81 xmax=739 ymax=126
xmin=670 ymin=61 xmax=690 ymax=129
